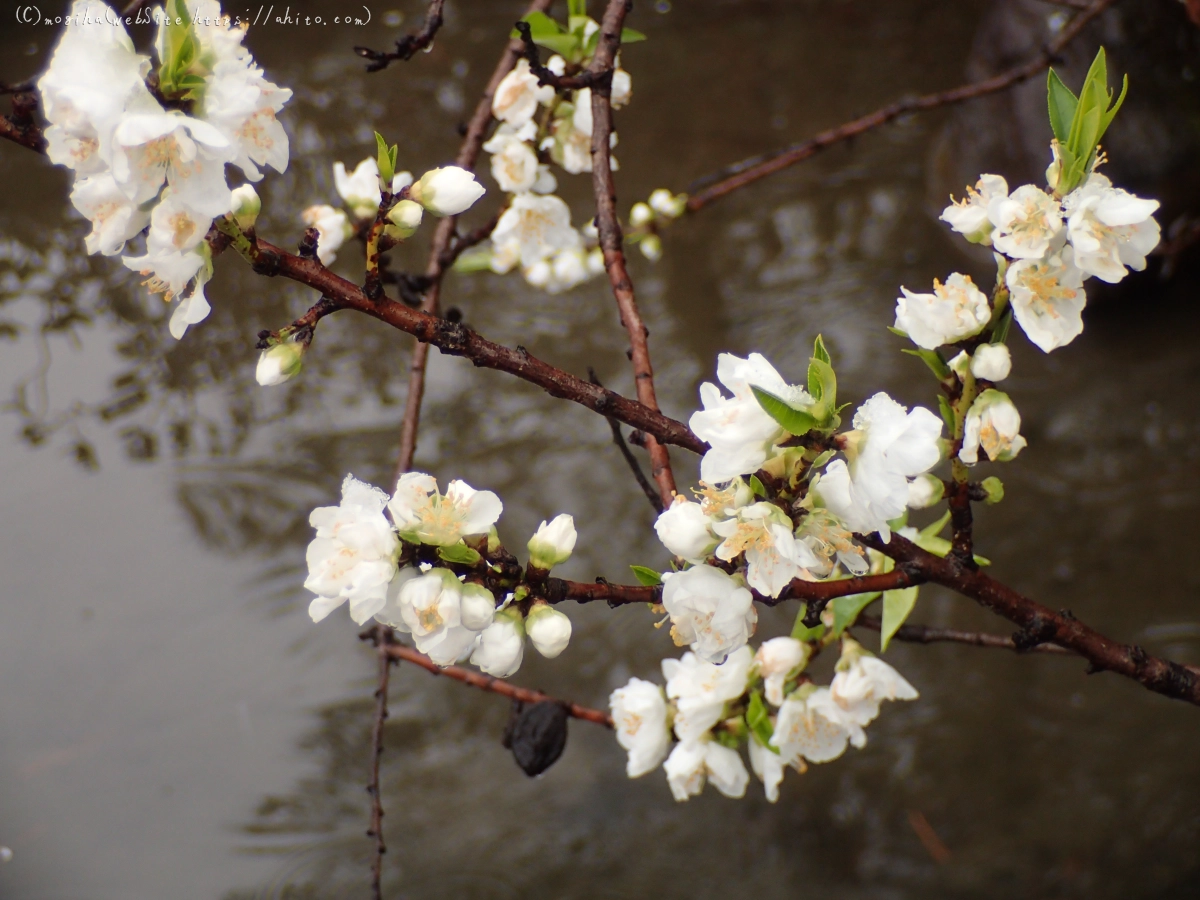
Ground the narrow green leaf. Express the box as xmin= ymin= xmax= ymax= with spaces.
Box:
xmin=830 ymin=592 xmax=880 ymax=638
xmin=747 ymin=691 xmax=780 ymax=751
xmin=748 ymin=474 xmax=768 ymax=499
xmin=620 ymin=27 xmax=648 ymax=43
xmin=880 ymin=586 xmax=919 ymax=651
xmin=567 ymin=0 xmax=587 ymax=18
xmin=887 ymin=325 xmax=909 ymax=338
xmin=530 ymin=32 xmax=581 ymax=56
xmin=902 ymin=348 xmax=951 ymax=380
xmin=1098 ymin=74 xmax=1128 ymax=140
xmin=375 ymin=132 xmax=394 ymax=185
xmin=991 ymin=309 xmax=1013 ymax=344
xmin=937 ymin=395 xmax=956 ymax=432
xmin=1046 ymin=68 xmax=1078 ymax=144
xmin=791 ymin=621 xmax=826 ymax=643
xmin=751 ymin=386 xmax=817 ymax=437
xmin=812 ymin=334 xmax=832 ymax=365
xmin=918 ymin=510 xmax=951 ymax=539
xmin=437 ymin=542 xmax=481 ymax=565
xmin=513 ymin=11 xmax=565 ymax=37
xmin=630 ymin=565 xmax=662 ymax=586
xmin=809 ymin=358 xmax=838 ymax=412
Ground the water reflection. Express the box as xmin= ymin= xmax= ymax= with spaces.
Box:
xmin=3 ymin=0 xmax=1200 ymax=898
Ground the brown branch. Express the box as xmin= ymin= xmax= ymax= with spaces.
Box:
xmin=383 ymin=638 xmax=613 ymax=728
xmin=0 ymin=93 xmax=46 ymax=154
xmin=685 ymin=0 xmax=1120 ymax=211
xmin=863 ymin=533 xmax=1200 ymax=705
xmin=588 ymin=0 xmax=677 ymax=510
xmin=393 ymin=0 xmax=554 ymax=482
xmin=355 ymin=0 xmax=447 ymax=72
xmin=589 ymin=367 xmax=663 ymax=514
xmin=854 ymin=613 xmax=1072 ymax=654
xmin=362 ymin=627 xmax=395 ymax=900
xmin=514 ymin=21 xmax=614 ymax=92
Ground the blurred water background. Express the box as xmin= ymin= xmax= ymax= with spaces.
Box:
xmin=2 ymin=1 xmax=1200 ymax=897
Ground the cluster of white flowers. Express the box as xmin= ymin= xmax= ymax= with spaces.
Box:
xmin=305 ymin=473 xmax=576 ymax=676
xmin=38 ymin=0 xmax=291 ymax=338
xmin=934 ymin=166 xmax=1159 ymax=353
xmin=652 ymin=350 xmax=942 ymax=664
xmin=610 ymin=636 xmax=916 ymax=802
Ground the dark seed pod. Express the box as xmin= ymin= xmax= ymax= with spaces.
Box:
xmin=502 ymin=700 xmax=569 ymax=777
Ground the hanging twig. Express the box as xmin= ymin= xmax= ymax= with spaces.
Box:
xmin=589 ymin=368 xmax=664 ymax=514
xmin=362 ymin=627 xmax=395 ymax=900
xmin=355 ymin=0 xmax=447 ymax=72
xmin=853 ymin=613 xmax=1072 ymax=654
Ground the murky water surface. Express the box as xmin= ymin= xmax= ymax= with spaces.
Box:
xmin=2 ymin=1 xmax=1200 ymax=898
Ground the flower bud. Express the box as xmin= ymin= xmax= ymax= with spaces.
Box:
xmin=527 ymin=513 xmax=577 ymax=570
xmin=470 ymin=607 xmax=525 ymax=677
xmin=409 ymin=166 xmax=486 ymax=216
xmin=526 ymin=601 xmax=572 ymax=659
xmin=384 ymin=199 xmax=424 ymax=240
xmin=459 ymin=582 xmax=497 ymax=631
xmin=980 ymin=475 xmax=1005 ymax=505
xmin=255 ymin=340 xmax=305 ymax=386
xmin=906 ymin=473 xmax=945 ymax=509
xmin=948 ymin=350 xmax=971 ymax=381
xmin=754 ymin=636 xmax=808 ymax=706
xmin=629 ymin=202 xmax=653 ymax=228
xmin=648 ymin=188 xmax=686 ymax=218
xmin=970 ymin=343 xmax=1011 ymax=382
xmin=654 ymin=496 xmax=717 ymax=563
xmin=586 ymin=247 xmax=605 ymax=275
xmin=640 ymin=233 xmax=663 ymax=262
xmin=230 ymin=184 xmax=261 ymax=231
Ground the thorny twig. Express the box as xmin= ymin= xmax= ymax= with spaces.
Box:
xmin=685 ymin=0 xmax=1122 ymax=211
xmin=589 ymin=368 xmax=663 ymax=514
xmin=392 ymin=0 xmax=555 ymax=484
xmin=588 ymin=0 xmax=678 ymax=510
xmin=355 ymin=0 xmax=447 ymax=72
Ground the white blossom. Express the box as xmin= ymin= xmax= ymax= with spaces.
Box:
xmin=771 ymin=686 xmax=864 ymax=764
xmin=661 ymin=567 xmax=757 ymax=665
xmin=712 ymin=502 xmax=822 ymax=598
xmin=609 ymin=677 xmax=671 ymax=778
xmin=748 ymin=735 xmax=793 ymax=802
xmin=989 ymin=184 xmax=1064 ymax=260
xmin=654 ymin=496 xmax=719 ymax=564
xmin=409 ymin=166 xmax=486 ymax=217
xmin=830 ymin=639 xmax=918 ymax=728
xmin=387 ymin=568 xmax=493 ymax=666
xmin=611 ymin=67 xmax=633 ymax=109
xmin=490 ymin=193 xmax=580 ymax=271
xmin=70 ymin=173 xmax=149 ymax=256
xmin=1064 ymin=174 xmax=1160 ymax=283
xmin=334 ymin=157 xmax=384 ymax=219
xmin=817 ymin=393 xmax=942 ymax=540
xmin=387 ymin=472 xmax=503 ymax=546
xmin=940 ymin=174 xmax=1008 ymax=244
xmin=970 ymin=342 xmax=1012 ymax=382
xmin=795 ymin=508 xmax=869 ymax=577
xmin=527 ymin=513 xmax=577 ymax=570
xmin=525 ymin=602 xmax=572 ymax=659
xmin=689 ymin=353 xmax=805 ymax=485
xmin=483 ymin=131 xmax=541 ymax=194
xmin=648 ymin=188 xmax=687 ymax=219
xmin=523 ymin=246 xmax=595 ymax=293
xmin=663 ymin=740 xmax=749 ymax=801
xmin=470 ymin=608 xmax=525 ymax=677
xmin=111 ymin=110 xmax=233 ymax=215
xmin=662 ymin=646 xmax=753 ymax=743
xmin=630 ymin=202 xmax=653 ymax=227
xmin=301 ymin=204 xmax=352 ymax=265
xmin=754 ymin=637 xmax=809 ymax=706
xmin=491 ymin=58 xmax=554 ymax=127
xmin=1006 ymin=248 xmax=1087 ymax=352
xmin=960 ymin=389 xmax=1027 ymax=465
xmin=305 ymin=475 xmax=400 ymax=625
xmin=894 ymin=273 xmax=991 ymax=350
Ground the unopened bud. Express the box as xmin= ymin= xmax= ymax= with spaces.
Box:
xmin=385 ymin=199 xmax=424 ymax=240
xmin=526 ymin=601 xmax=572 ymax=659
xmin=648 ymin=188 xmax=687 ymax=218
xmin=255 ymin=340 xmax=305 ymax=386
xmin=629 ymin=202 xmax=653 ymax=228
xmin=639 ymin=233 xmax=663 ymax=262
xmin=907 ymin=473 xmax=945 ymax=509
xmin=971 ymin=343 xmax=1012 ymax=382
xmin=231 ymin=184 xmax=261 ymax=231
xmin=409 ymin=166 xmax=486 ymax=216
xmin=527 ymin=513 xmax=577 ymax=571
xmin=980 ymin=475 xmax=1005 ymax=505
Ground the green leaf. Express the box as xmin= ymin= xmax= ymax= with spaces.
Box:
xmin=747 ymin=691 xmax=780 ymax=752
xmin=629 ymin=565 xmax=662 ymax=586
xmin=830 ymin=592 xmax=880 ymax=638
xmin=752 ymin=386 xmax=817 ymax=437
xmin=567 ymin=0 xmax=587 ymax=17
xmin=1099 ymin=74 xmax=1128 ymax=139
xmin=532 ymin=32 xmax=582 ymax=56
xmin=513 ymin=11 xmax=565 ymax=38
xmin=1046 ymin=68 xmax=1078 ymax=144
xmin=808 ymin=357 xmax=837 ymax=411
xmin=790 ymin=620 xmax=826 ymax=643
xmin=812 ymin=334 xmax=831 ymax=365
xmin=374 ymin=132 xmax=394 ymax=186
xmin=748 ymin=474 xmax=768 ymax=499
xmin=437 ymin=542 xmax=481 ymax=566
xmin=937 ymin=395 xmax=956 ymax=432
xmin=991 ymin=309 xmax=1013 ymax=344
xmin=902 ymin=348 xmax=951 ymax=380
xmin=887 ymin=325 xmax=909 ymax=339
xmin=619 ymin=27 xmax=647 ymax=43
xmin=880 ymin=586 xmax=919 ymax=652
xmin=919 ymin=510 xmax=951 ymax=539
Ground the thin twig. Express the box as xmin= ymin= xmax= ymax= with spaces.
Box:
xmin=854 ymin=613 xmax=1072 ymax=654
xmin=383 ymin=638 xmax=613 ymax=727
xmin=392 ymin=0 xmax=555 ymax=484
xmin=363 ymin=627 xmax=394 ymax=900
xmin=355 ymin=0 xmax=447 ymax=72
xmin=589 ymin=368 xmax=663 ymax=514
xmin=685 ymin=0 xmax=1121 ymax=211
xmin=514 ymin=21 xmax=614 ymax=92
xmin=588 ymin=0 xmax=678 ymax=509
xmin=0 ymin=93 xmax=46 ymax=153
